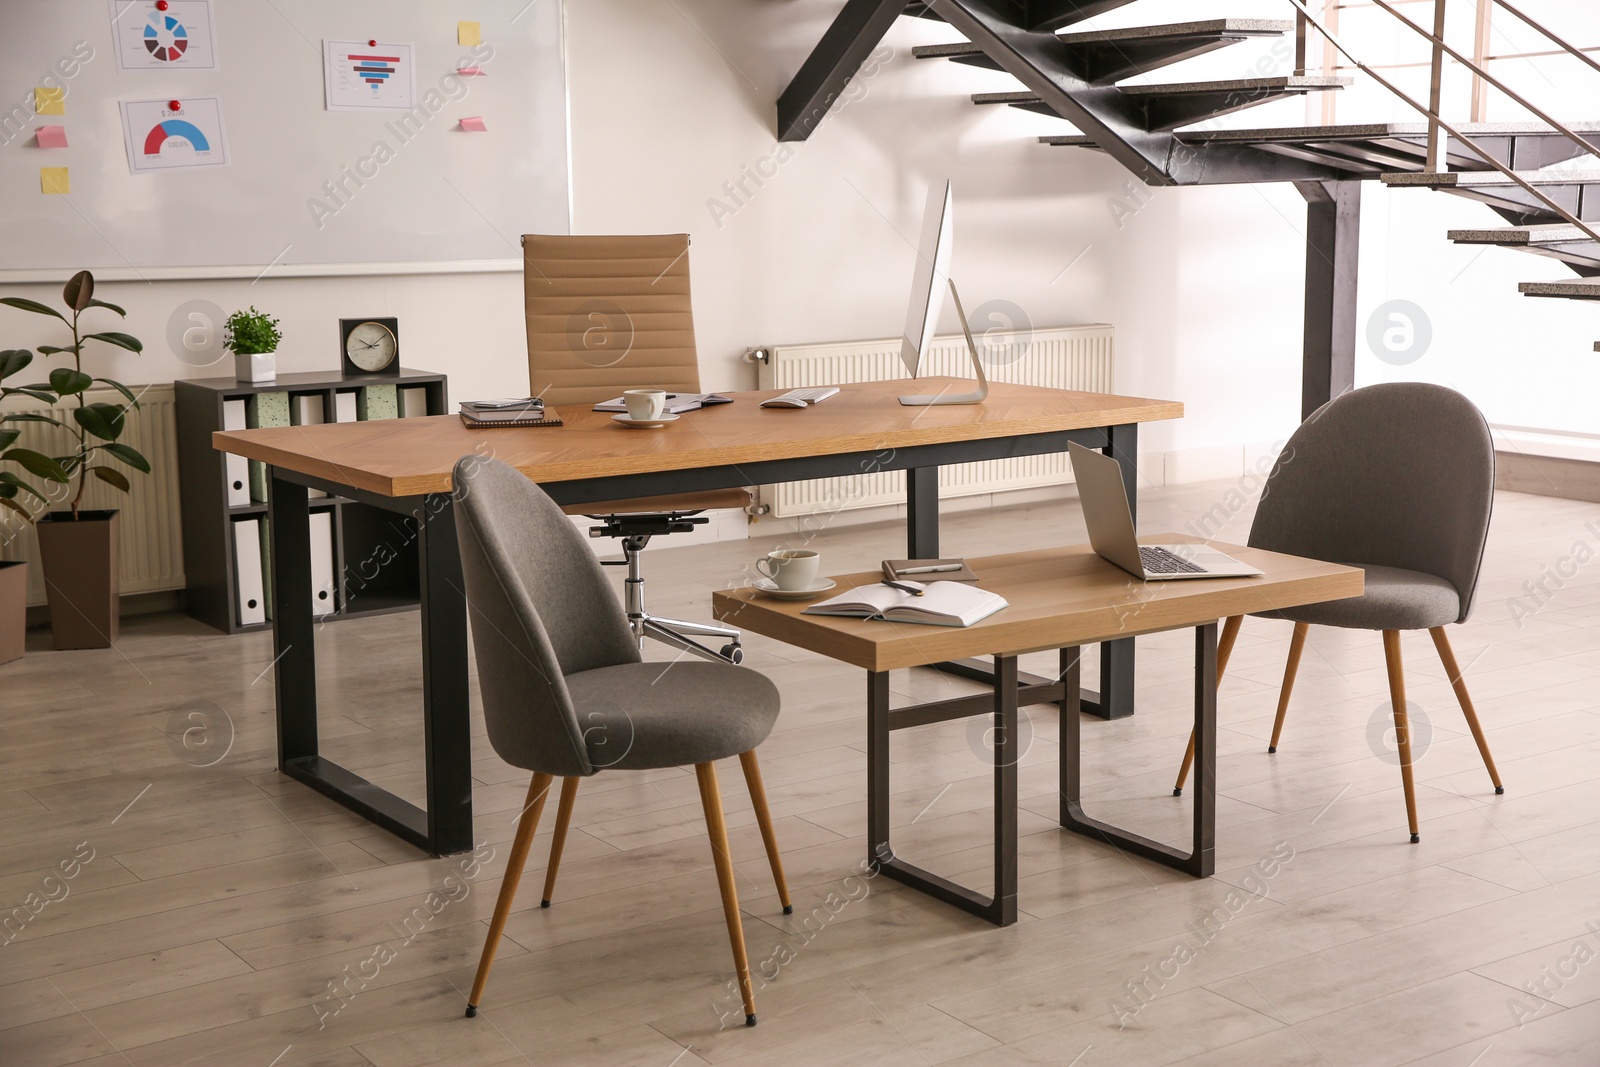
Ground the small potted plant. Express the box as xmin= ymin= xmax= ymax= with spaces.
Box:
xmin=225 ymin=306 xmax=282 ymax=383
xmin=0 ymin=348 xmax=72 ymax=663
xmin=0 ymin=271 xmax=147 ymax=650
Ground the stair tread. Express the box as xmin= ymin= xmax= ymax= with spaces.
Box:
xmin=1040 ymin=122 xmax=1600 ymax=148
xmin=1119 ymin=76 xmax=1349 ymax=96
xmin=1519 ymin=279 xmax=1600 ymax=298
xmin=977 ymin=77 xmax=1348 ymax=106
xmin=1386 ymin=169 xmax=1600 ymax=186
xmin=1449 ymin=224 xmax=1597 ymax=245
xmin=1059 ymin=18 xmax=1294 ymax=43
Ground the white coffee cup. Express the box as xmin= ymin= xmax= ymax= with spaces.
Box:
xmin=623 ymin=389 xmax=667 ymax=421
xmin=756 ymin=549 xmax=820 ymax=591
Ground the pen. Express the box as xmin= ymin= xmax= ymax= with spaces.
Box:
xmin=899 ymin=563 xmax=962 ymax=574
xmin=882 ymin=579 xmax=924 ymax=596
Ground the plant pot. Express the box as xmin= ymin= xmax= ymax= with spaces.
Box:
xmin=236 ymin=351 xmax=276 ymax=383
xmin=0 ymin=560 xmax=25 ymax=665
xmin=35 ymin=510 xmax=120 ymax=650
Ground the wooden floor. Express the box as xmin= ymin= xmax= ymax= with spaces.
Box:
xmin=3 ymin=480 xmax=1599 ymax=1066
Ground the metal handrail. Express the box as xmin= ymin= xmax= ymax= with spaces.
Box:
xmin=1493 ymin=0 xmax=1600 ymax=81
xmin=1284 ymin=0 xmax=1600 ymax=250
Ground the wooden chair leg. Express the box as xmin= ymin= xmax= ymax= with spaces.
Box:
xmin=1429 ymin=627 xmax=1504 ymax=794
xmin=540 ymin=776 xmax=581 ymax=908
xmin=1173 ymin=614 xmax=1243 ymax=795
xmin=1267 ymin=622 xmax=1310 ymax=753
xmin=696 ymin=761 xmax=757 ymax=1027
xmin=466 ymin=772 xmax=553 ymax=1017
xmin=739 ymin=750 xmax=792 ymax=915
xmin=1382 ymin=630 xmax=1422 ymax=844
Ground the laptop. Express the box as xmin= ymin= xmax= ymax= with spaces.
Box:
xmin=1068 ymin=443 xmax=1263 ymax=580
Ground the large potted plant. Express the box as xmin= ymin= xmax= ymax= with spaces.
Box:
xmin=1 ymin=272 xmax=147 ymax=650
xmin=0 ymin=348 xmax=71 ymax=663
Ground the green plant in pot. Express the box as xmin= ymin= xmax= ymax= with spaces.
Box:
xmin=1 ymin=271 xmax=147 ymax=650
xmin=225 ymin=306 xmax=281 ymax=384
xmin=0 ymin=348 xmax=72 ymax=663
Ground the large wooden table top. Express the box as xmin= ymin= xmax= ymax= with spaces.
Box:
xmin=211 ymin=378 xmax=1182 ymax=498
xmin=713 ymin=538 xmax=1363 ymax=672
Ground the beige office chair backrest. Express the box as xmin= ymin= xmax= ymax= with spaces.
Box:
xmin=522 ymin=234 xmax=702 ymax=407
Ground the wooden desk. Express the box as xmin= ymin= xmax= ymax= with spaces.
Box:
xmin=713 ymin=540 xmax=1362 ymax=925
xmin=213 ymin=377 xmax=1182 ymax=855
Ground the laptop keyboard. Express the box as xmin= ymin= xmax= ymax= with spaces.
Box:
xmin=1140 ymin=546 xmax=1206 ymax=575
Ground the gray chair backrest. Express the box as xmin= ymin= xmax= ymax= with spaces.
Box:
xmin=452 ymin=456 xmax=642 ymax=777
xmin=1249 ymin=383 xmax=1494 ymax=624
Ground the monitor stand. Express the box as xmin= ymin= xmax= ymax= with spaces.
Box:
xmin=898 ymin=279 xmax=989 ymax=406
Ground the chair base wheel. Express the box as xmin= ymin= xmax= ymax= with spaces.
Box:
xmin=721 ymin=643 xmax=744 ymax=665
xmin=1172 ymin=788 xmax=1182 ymax=796
xmin=1495 ymin=786 xmax=1505 ymax=795
xmin=465 ymin=1005 xmax=478 ymax=1018
xmin=1267 ymin=746 xmax=1276 ymax=753
xmin=1410 ymin=833 xmax=1420 ymax=844
xmin=746 ymin=1014 xmax=757 ymax=1027
xmin=783 ymin=904 xmax=793 ymax=915
xmin=540 ymin=899 xmax=551 ymax=908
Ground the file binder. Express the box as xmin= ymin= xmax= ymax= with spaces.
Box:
xmin=246 ymin=392 xmax=290 ymax=502
xmin=333 ymin=391 xmax=358 ymax=423
xmin=291 ymin=395 xmax=328 ymax=497
xmin=400 ymin=387 xmax=430 ymax=418
xmin=309 ymin=509 xmax=336 ymax=617
xmin=233 ymin=518 xmax=267 ymax=626
xmin=357 ymin=384 xmax=398 ymax=420
xmin=221 ymin=399 xmax=250 ymax=507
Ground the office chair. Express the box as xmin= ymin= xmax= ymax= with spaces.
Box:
xmin=1172 ymin=383 xmax=1503 ymax=842
xmin=453 ymin=456 xmax=791 ymax=1027
xmin=522 ymin=232 xmax=747 ymax=665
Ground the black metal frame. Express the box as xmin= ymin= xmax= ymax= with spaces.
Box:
xmin=1298 ymin=180 xmax=1363 ymax=420
xmin=265 ymin=421 xmax=1146 ymax=856
xmin=1059 ymin=624 xmax=1218 ymax=877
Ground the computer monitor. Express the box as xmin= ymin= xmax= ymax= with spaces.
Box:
xmin=897 ymin=180 xmax=988 ymax=407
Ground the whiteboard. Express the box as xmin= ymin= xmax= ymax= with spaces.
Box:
xmin=0 ymin=0 xmax=568 ymax=274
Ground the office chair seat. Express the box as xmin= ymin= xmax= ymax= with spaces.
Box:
xmin=1255 ymin=563 xmax=1460 ymax=631
xmin=567 ymin=661 xmax=781 ymax=770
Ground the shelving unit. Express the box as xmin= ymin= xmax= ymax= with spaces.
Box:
xmin=174 ymin=369 xmax=448 ymax=635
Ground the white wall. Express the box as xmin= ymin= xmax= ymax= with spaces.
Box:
xmin=4 ymin=0 xmax=1597 ymax=478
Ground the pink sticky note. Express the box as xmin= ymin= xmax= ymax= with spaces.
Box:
xmin=459 ymin=116 xmax=487 ymax=132
xmin=456 ymin=66 xmax=486 ymax=76
xmin=36 ymin=125 xmax=68 ymax=149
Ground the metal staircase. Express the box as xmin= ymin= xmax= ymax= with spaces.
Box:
xmin=777 ymin=0 xmax=1600 ymax=414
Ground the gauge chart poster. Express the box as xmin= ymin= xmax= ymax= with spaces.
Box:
xmin=119 ymin=98 xmax=230 ymax=173
xmin=323 ymin=40 xmax=416 ymax=111
xmin=109 ymin=0 xmax=219 ymax=71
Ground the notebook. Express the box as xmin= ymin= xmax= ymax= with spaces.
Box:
xmin=591 ymin=392 xmax=732 ymax=414
xmin=459 ymin=405 xmax=562 ymax=428
xmin=803 ymin=581 xmax=1008 ymax=628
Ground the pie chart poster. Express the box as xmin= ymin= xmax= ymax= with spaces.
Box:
xmin=119 ymin=98 xmax=230 ymax=173
xmin=109 ymin=0 xmax=219 ymax=71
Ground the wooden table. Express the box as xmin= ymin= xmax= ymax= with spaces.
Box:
xmin=713 ymin=539 xmax=1363 ymax=925
xmin=214 ymin=377 xmax=1182 ymax=855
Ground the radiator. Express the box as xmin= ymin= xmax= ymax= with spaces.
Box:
xmin=752 ymin=325 xmax=1113 ymax=518
xmin=0 ymin=384 xmax=183 ymax=607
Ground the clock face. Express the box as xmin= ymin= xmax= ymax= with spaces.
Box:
xmin=345 ymin=321 xmax=397 ymax=372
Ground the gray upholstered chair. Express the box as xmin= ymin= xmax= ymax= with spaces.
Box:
xmin=1173 ymin=383 xmax=1504 ymax=842
xmin=453 ymin=456 xmax=790 ymax=1027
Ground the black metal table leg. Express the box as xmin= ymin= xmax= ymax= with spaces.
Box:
xmin=271 ymin=469 xmax=473 ymax=857
xmin=419 ymin=493 xmax=474 ymax=854
xmin=906 ymin=466 xmax=939 ymax=559
xmin=1090 ymin=422 xmax=1139 ymax=721
xmin=867 ymin=656 xmax=1020 ymax=926
xmin=1059 ymin=624 xmax=1217 ymax=876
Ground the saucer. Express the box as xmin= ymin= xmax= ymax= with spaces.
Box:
xmin=754 ymin=577 xmax=836 ymax=601
xmin=613 ymin=412 xmax=680 ymax=429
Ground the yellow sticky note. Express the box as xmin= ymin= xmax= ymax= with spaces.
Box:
xmin=35 ymin=87 xmax=65 ymax=115
xmin=41 ymin=167 xmax=70 ymax=195
xmin=458 ymin=21 xmax=481 ymax=46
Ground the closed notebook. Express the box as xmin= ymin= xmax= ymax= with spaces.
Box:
xmin=802 ymin=581 xmax=1008 ymax=628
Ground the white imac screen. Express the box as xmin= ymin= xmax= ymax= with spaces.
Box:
xmin=899 ymin=180 xmax=954 ymax=377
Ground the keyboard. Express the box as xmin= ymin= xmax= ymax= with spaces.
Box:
xmin=760 ymin=386 xmax=840 ymax=409
xmin=1140 ymin=546 xmax=1206 ymax=575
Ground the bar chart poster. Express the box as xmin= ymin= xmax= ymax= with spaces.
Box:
xmin=323 ymin=40 xmax=416 ymax=111
xmin=119 ymin=97 xmax=229 ymax=173
xmin=108 ymin=0 xmax=219 ymax=71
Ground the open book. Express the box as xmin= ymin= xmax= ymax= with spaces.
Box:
xmin=802 ymin=581 xmax=1008 ymax=628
